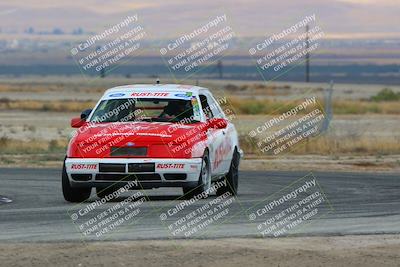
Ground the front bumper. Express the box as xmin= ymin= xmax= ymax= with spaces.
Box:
xmin=65 ymin=157 xmax=202 ymax=189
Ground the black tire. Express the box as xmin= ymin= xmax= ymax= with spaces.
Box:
xmin=216 ymin=150 xmax=239 ymax=196
xmin=96 ymin=187 xmax=115 ymax=199
xmin=62 ymin=160 xmax=91 ymax=203
xmin=182 ymin=151 xmax=211 ymax=199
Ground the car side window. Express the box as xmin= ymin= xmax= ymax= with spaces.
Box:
xmin=199 ymin=94 xmax=214 ymax=119
xmin=206 ymin=94 xmax=224 ymax=118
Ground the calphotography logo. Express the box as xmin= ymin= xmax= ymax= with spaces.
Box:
xmin=159 ymin=13 xmax=237 ymax=79
xmin=248 ymin=14 xmax=325 ymax=81
xmin=158 ymin=180 xmax=241 ymax=238
xmin=247 ymin=96 xmax=327 ymax=155
xmin=247 ymin=173 xmax=333 ymax=237
xmin=70 ymin=14 xmax=147 ymax=79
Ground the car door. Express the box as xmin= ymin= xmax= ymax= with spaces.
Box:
xmin=199 ymin=92 xmax=230 ymax=176
xmin=206 ymin=93 xmax=235 ymax=174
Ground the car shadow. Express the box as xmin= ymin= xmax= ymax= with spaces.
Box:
xmin=111 ymin=195 xmax=183 ymax=202
xmin=86 ymin=194 xmax=220 ymax=202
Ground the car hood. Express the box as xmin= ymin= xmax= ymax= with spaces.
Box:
xmin=75 ymin=121 xmax=202 ymax=144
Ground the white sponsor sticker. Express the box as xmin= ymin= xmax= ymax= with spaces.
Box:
xmin=156 ymin=163 xmax=185 ymax=170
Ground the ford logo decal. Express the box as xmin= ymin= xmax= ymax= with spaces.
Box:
xmin=174 ymin=93 xmax=191 ymax=99
xmin=127 ymin=142 xmax=135 ymax=146
xmin=109 ymin=93 xmax=125 ymax=97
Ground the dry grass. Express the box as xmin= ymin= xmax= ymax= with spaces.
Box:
xmin=0 ymin=83 xmax=104 ymax=93
xmin=332 ymin=100 xmax=400 ymax=114
xmin=225 ymin=97 xmax=400 ymax=115
xmin=223 ymin=83 xmax=293 ymax=96
xmin=2 ymin=97 xmax=399 ymax=114
xmin=0 ymin=98 xmax=96 ymax=112
xmin=226 ymin=97 xmax=319 ymax=115
xmin=293 ymin=136 xmax=400 ymax=155
xmin=4 ymin=97 xmax=400 ymax=115
xmin=240 ymin=135 xmax=400 ymax=155
xmin=0 ymin=84 xmax=63 ymax=93
xmin=0 ymin=137 xmax=68 ymax=154
xmin=0 ymin=81 xmax=399 ymax=114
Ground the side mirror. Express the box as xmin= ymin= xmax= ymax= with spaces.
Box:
xmin=81 ymin=109 xmax=92 ymax=120
xmin=71 ymin=117 xmax=85 ymax=128
xmin=207 ymin=118 xmax=228 ymax=129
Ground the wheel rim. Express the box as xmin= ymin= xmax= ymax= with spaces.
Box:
xmin=201 ymin=156 xmax=211 ymax=192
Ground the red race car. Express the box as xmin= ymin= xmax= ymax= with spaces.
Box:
xmin=62 ymin=84 xmax=242 ymax=202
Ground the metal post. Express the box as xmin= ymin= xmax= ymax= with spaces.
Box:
xmin=320 ymin=80 xmax=334 ymax=133
xmin=305 ymin=24 xmax=310 ymax=83
xmin=217 ymin=60 xmax=223 ymax=79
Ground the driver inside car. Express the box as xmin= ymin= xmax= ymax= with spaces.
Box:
xmin=159 ymin=100 xmax=192 ymax=121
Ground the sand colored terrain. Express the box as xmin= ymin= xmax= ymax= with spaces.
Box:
xmin=1 ymin=235 xmax=399 ymax=267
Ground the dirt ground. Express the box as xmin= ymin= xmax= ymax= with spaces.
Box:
xmin=0 ymin=235 xmax=399 ymax=267
xmin=240 ymin=155 xmax=400 ymax=173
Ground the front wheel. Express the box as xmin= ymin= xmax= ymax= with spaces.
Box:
xmin=62 ymin=160 xmax=91 ymax=203
xmin=216 ymin=150 xmax=239 ymax=196
xmin=182 ymin=151 xmax=211 ymax=199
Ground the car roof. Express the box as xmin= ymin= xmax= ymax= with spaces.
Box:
xmin=105 ymin=84 xmax=210 ymax=94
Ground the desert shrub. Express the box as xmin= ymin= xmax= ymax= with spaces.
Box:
xmin=241 ymin=102 xmax=265 ymax=114
xmin=225 ymin=84 xmax=239 ymax=91
xmin=370 ymin=88 xmax=400 ymax=102
xmin=0 ymin=136 xmax=9 ymax=147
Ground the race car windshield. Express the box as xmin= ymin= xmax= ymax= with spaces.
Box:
xmin=90 ymin=98 xmax=198 ymax=123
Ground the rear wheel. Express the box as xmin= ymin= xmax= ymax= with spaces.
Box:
xmin=182 ymin=151 xmax=211 ymax=199
xmin=62 ymin=160 xmax=91 ymax=203
xmin=216 ymin=150 xmax=239 ymax=196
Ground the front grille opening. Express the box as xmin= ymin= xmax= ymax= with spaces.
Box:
xmin=128 ymin=163 xmax=155 ymax=172
xmin=164 ymin=173 xmax=187 ymax=180
xmin=96 ymin=173 xmax=161 ymax=181
xmin=110 ymin=147 xmax=147 ymax=157
xmin=99 ymin=163 xmax=126 ymax=173
xmin=71 ymin=174 xmax=92 ymax=181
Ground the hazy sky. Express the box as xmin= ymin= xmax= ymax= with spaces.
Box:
xmin=0 ymin=0 xmax=399 ymax=38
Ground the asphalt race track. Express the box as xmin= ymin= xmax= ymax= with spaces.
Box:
xmin=0 ymin=168 xmax=399 ymax=242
